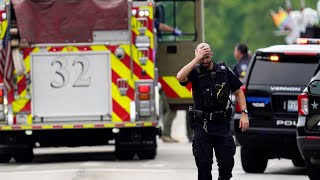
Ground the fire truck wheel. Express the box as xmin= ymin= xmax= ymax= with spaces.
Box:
xmin=114 ymin=151 xmax=135 ymax=160
xmin=137 ymin=149 xmax=156 ymax=160
xmin=13 ymin=147 xmax=34 ymax=163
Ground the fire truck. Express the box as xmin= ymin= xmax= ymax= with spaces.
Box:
xmin=0 ymin=0 xmax=204 ymax=162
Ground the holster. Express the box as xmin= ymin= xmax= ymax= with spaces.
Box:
xmin=188 ymin=106 xmax=203 ymax=119
xmin=188 ymin=106 xmax=232 ymax=122
xmin=187 ymin=106 xmax=202 ymax=129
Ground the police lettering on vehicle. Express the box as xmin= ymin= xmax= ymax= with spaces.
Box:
xmin=276 ymin=120 xmax=297 ymax=126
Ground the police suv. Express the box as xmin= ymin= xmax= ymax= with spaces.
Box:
xmin=297 ymin=61 xmax=320 ymax=180
xmin=234 ymin=38 xmax=320 ymax=173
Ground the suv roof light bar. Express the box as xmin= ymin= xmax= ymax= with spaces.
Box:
xmin=296 ymin=38 xmax=320 ymax=45
xmin=284 ymin=52 xmax=318 ymax=56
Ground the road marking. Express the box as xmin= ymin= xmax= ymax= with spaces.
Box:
xmin=143 ymin=160 xmax=169 ymax=168
xmin=0 ymin=168 xmax=177 ymax=175
xmin=80 ymin=162 xmax=104 ymax=167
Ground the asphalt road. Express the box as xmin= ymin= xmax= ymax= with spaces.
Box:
xmin=0 ymin=111 xmax=309 ymax=180
xmin=0 ymin=142 xmax=308 ymax=180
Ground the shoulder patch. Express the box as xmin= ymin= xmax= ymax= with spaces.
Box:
xmin=220 ymin=65 xmax=226 ymax=70
xmin=240 ymin=64 xmax=247 ymax=71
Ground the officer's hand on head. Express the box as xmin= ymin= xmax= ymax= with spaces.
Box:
xmin=195 ymin=46 xmax=211 ymax=61
xmin=239 ymin=114 xmax=249 ymax=132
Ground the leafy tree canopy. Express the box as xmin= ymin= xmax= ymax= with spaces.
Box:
xmin=204 ymin=0 xmax=317 ymax=67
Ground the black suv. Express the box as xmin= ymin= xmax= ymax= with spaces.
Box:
xmin=234 ymin=43 xmax=320 ymax=173
xmin=297 ymin=64 xmax=320 ymax=180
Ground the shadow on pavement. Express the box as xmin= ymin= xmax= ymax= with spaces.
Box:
xmin=30 ymin=152 xmax=117 ymax=163
xmin=264 ymin=167 xmax=307 ymax=176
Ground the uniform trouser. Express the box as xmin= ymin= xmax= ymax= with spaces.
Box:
xmin=162 ymin=108 xmax=177 ymax=136
xmin=192 ymin=132 xmax=236 ymax=180
xmin=160 ymin=90 xmax=177 ymax=137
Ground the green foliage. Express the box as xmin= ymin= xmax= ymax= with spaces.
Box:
xmin=203 ymin=0 xmax=318 ymax=67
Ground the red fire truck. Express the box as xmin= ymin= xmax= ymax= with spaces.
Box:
xmin=0 ymin=0 xmax=204 ymax=162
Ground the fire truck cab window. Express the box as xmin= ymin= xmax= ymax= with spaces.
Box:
xmin=156 ymin=0 xmax=196 ymax=42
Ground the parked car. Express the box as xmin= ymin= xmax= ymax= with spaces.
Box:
xmin=234 ymin=41 xmax=320 ymax=173
xmin=297 ymin=64 xmax=320 ymax=180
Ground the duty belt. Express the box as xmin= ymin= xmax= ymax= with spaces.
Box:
xmin=203 ymin=111 xmax=226 ymax=120
xmin=192 ymin=109 xmax=226 ymax=121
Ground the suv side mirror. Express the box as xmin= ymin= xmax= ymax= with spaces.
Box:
xmin=308 ymin=80 xmax=320 ymax=94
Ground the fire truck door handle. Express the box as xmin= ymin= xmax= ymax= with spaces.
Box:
xmin=166 ymin=46 xmax=177 ymax=54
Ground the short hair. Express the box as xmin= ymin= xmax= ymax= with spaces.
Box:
xmin=196 ymin=43 xmax=212 ymax=51
xmin=235 ymin=43 xmax=248 ymax=55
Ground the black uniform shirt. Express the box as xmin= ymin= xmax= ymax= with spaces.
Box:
xmin=233 ymin=55 xmax=250 ymax=79
xmin=180 ymin=62 xmax=242 ymax=136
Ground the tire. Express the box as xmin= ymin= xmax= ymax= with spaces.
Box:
xmin=241 ymin=147 xmax=268 ymax=173
xmin=292 ymin=156 xmax=305 ymax=167
xmin=0 ymin=154 xmax=11 ymax=163
xmin=114 ymin=151 xmax=135 ymax=160
xmin=13 ymin=147 xmax=34 ymax=163
xmin=306 ymin=158 xmax=320 ymax=180
xmin=137 ymin=149 xmax=157 ymax=160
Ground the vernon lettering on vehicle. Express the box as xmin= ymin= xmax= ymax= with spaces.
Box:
xmin=270 ymin=86 xmax=301 ymax=91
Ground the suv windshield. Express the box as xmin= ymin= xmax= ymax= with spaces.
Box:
xmin=249 ymin=55 xmax=319 ymax=85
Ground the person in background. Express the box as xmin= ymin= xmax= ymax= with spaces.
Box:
xmin=159 ymin=85 xmax=179 ymax=143
xmin=155 ymin=20 xmax=182 ymax=36
xmin=233 ymin=43 xmax=250 ymax=82
xmin=155 ymin=3 xmax=182 ymax=143
xmin=154 ymin=2 xmax=182 ymax=37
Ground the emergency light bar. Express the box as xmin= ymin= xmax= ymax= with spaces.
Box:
xmin=296 ymin=38 xmax=320 ymax=45
xmin=255 ymin=54 xmax=280 ymax=61
xmin=255 ymin=52 xmax=319 ymax=63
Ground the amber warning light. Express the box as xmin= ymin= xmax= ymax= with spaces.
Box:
xmin=296 ymin=38 xmax=308 ymax=44
xmin=296 ymin=38 xmax=320 ymax=44
xmin=270 ymin=55 xmax=279 ymax=61
xmin=138 ymin=85 xmax=151 ymax=100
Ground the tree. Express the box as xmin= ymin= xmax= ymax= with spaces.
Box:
xmin=203 ymin=0 xmax=317 ymax=66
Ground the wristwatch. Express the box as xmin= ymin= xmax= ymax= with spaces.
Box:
xmin=241 ymin=109 xmax=248 ymax=114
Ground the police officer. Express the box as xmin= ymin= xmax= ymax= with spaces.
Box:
xmin=233 ymin=43 xmax=250 ymax=82
xmin=176 ymin=43 xmax=249 ymax=180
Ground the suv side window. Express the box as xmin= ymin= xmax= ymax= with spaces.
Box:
xmin=249 ymin=54 xmax=319 ymax=85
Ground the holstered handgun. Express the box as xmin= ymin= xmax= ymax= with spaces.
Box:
xmin=188 ymin=106 xmax=204 ymax=128
xmin=188 ymin=106 xmax=204 ymax=119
